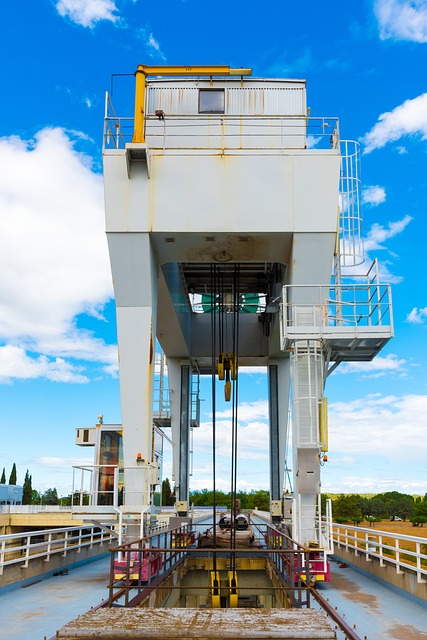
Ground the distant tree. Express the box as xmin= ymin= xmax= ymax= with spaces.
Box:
xmin=365 ymin=515 xmax=382 ymax=528
xmin=42 ymin=488 xmax=59 ymax=505
xmin=247 ymin=490 xmax=270 ymax=512
xmin=161 ymin=478 xmax=175 ymax=506
xmin=333 ymin=494 xmax=363 ymax=525
xmin=189 ymin=489 xmax=230 ymax=509
xmin=22 ymin=470 xmax=32 ymax=504
xmin=68 ymin=492 xmax=90 ymax=506
xmin=8 ymin=463 xmax=17 ymax=485
xmin=0 ymin=468 xmax=5 ymax=484
xmin=411 ymin=500 xmax=427 ymax=527
xmin=31 ymin=489 xmax=41 ymax=504
xmin=368 ymin=491 xmax=414 ymax=521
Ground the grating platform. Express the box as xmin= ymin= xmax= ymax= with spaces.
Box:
xmin=56 ymin=607 xmax=336 ymax=639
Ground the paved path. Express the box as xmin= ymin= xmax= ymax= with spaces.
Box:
xmin=0 ymin=556 xmax=110 ymax=640
xmin=314 ymin=558 xmax=427 ymax=639
xmin=1 ymin=523 xmax=427 ymax=640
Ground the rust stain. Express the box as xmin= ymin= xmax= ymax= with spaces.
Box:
xmin=331 ymin=572 xmax=380 ymax=610
xmin=388 ymin=623 xmax=427 ymax=639
xmin=21 ymin=611 xmax=48 ymax=619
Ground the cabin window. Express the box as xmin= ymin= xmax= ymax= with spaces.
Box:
xmin=199 ymin=89 xmax=225 ymax=114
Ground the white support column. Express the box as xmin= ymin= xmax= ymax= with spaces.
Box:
xmin=268 ymin=358 xmax=290 ymax=522
xmin=287 ymin=232 xmax=335 ymax=545
xmin=168 ymin=357 xmax=191 ymax=510
xmin=107 ymin=232 xmax=158 ymax=508
xmin=291 ymin=340 xmax=323 ymax=545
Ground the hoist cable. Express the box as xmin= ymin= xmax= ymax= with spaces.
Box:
xmin=210 ymin=265 xmax=217 ymax=567
xmin=229 ymin=264 xmax=240 ymax=573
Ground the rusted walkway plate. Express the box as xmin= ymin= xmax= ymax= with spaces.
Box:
xmin=56 ymin=607 xmax=336 ymax=639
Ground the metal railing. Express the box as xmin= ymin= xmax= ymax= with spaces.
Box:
xmin=107 ymin=518 xmax=317 ymax=609
xmin=0 ymin=524 xmax=114 ymax=576
xmin=71 ymin=463 xmax=159 ymax=508
xmin=332 ymin=522 xmax=427 ymax=584
xmin=280 ymin=267 xmax=393 ymax=347
xmin=0 ymin=505 xmax=72 ymax=514
xmin=103 ymin=93 xmax=339 ymax=152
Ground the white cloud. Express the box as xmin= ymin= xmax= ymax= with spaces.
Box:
xmin=0 ymin=345 xmax=89 ymax=383
xmin=194 ymin=418 xmax=269 ymax=461
xmin=329 ymin=393 xmax=427 ymax=462
xmin=374 ymin=0 xmax=427 ymax=42
xmin=136 ymin=29 xmax=166 ymax=61
xmin=192 ymin=401 xmax=270 ymax=477
xmin=358 ymin=215 xmax=412 ymax=283
xmin=406 ymin=307 xmax=427 ymax=323
xmin=361 ymin=92 xmax=427 ymax=153
xmin=55 ymin=0 xmax=119 ymax=27
xmin=337 ymin=354 xmax=406 ymax=378
xmin=0 ymin=127 xmax=115 ymax=382
xmin=272 ymin=49 xmax=312 ymax=75
xmin=238 ymin=366 xmax=267 ymax=376
xmin=362 ymin=185 xmax=386 ymax=207
xmin=364 ymin=215 xmax=412 ymax=252
xmin=22 ymin=456 xmax=94 ymax=494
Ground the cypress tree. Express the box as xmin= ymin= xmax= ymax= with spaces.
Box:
xmin=8 ymin=463 xmax=17 ymax=485
xmin=22 ymin=470 xmax=33 ymax=504
xmin=0 ymin=468 xmax=5 ymax=484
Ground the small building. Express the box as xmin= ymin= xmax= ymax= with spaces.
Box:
xmin=0 ymin=484 xmax=23 ymax=506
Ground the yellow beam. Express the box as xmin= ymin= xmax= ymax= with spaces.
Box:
xmin=319 ymin=397 xmax=328 ymax=452
xmin=228 ymin=571 xmax=239 ymax=608
xmin=132 ymin=64 xmax=252 ymax=143
xmin=137 ymin=65 xmax=251 ymax=77
xmin=210 ymin=571 xmax=221 ymax=608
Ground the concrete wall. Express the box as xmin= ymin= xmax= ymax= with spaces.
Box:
xmin=0 ymin=541 xmax=111 ymax=590
xmin=0 ymin=511 xmax=85 ymax=535
xmin=333 ymin=547 xmax=427 ymax=603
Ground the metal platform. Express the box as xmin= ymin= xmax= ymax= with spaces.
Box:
xmin=56 ymin=608 xmax=336 ymax=639
xmin=280 ymin=264 xmax=393 ymax=366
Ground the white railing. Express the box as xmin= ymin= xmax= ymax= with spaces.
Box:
xmin=0 ymin=524 xmax=114 ymax=576
xmin=280 ymin=264 xmax=393 ymax=347
xmin=71 ymin=464 xmax=158 ymax=508
xmin=0 ymin=505 xmax=72 ymax=514
xmin=103 ymin=93 xmax=339 ymax=152
xmin=332 ymin=522 xmax=427 ymax=584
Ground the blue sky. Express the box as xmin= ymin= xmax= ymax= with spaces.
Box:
xmin=1 ymin=0 xmax=427 ymax=497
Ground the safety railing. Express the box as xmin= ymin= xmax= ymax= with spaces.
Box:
xmin=332 ymin=522 xmax=427 ymax=584
xmin=0 ymin=505 xmax=72 ymax=514
xmin=103 ymin=93 xmax=339 ymax=152
xmin=107 ymin=518 xmax=316 ymax=609
xmin=71 ymin=462 xmax=162 ymax=509
xmin=280 ymin=263 xmax=393 ymax=347
xmin=0 ymin=524 xmax=114 ymax=576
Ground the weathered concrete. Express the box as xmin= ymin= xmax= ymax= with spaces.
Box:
xmin=0 ymin=511 xmax=84 ymax=534
xmin=56 ymin=608 xmax=336 ymax=639
xmin=333 ymin=548 xmax=427 ymax=602
xmin=0 ymin=541 xmax=111 ymax=589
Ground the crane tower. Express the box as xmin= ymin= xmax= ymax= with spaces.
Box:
xmin=102 ymin=65 xmax=393 ymax=547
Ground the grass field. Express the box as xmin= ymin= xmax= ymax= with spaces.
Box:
xmin=362 ymin=520 xmax=427 ymax=538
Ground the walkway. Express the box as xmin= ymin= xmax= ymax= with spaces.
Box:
xmin=0 ymin=555 xmax=110 ymax=640
xmin=1 ymin=536 xmax=427 ymax=639
xmin=315 ymin=558 xmax=427 ymax=639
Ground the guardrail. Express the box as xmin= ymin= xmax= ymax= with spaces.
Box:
xmin=332 ymin=522 xmax=427 ymax=584
xmin=108 ymin=519 xmax=315 ymax=610
xmin=0 ymin=524 xmax=115 ymax=576
xmin=103 ymin=94 xmax=340 ymax=152
xmin=0 ymin=505 xmax=72 ymax=514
